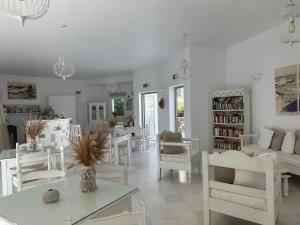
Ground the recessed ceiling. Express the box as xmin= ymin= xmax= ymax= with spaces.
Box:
xmin=0 ymin=0 xmax=284 ymax=79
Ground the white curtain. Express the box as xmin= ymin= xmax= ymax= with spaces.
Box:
xmin=0 ymin=100 xmax=10 ymax=151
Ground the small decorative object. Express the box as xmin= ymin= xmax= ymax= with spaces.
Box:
xmin=25 ymin=120 xmax=46 ymax=151
xmin=7 ymin=81 xmax=37 ymax=99
xmin=43 ymin=189 xmax=60 ymax=203
xmin=72 ymin=121 xmax=109 ymax=192
xmin=159 ymin=98 xmax=165 ymax=109
xmin=0 ymin=0 xmax=50 ymax=27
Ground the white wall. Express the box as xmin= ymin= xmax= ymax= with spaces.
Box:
xmin=133 ymin=47 xmax=228 ymax=150
xmin=190 ymin=47 xmax=227 ymax=150
xmin=0 ymin=74 xmax=87 ymax=141
xmin=227 ymin=22 xmax=300 ymax=134
xmin=86 ymin=81 xmax=134 ymax=122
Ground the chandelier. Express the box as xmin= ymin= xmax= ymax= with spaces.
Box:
xmin=0 ymin=0 xmax=49 ymax=27
xmin=176 ymin=34 xmax=190 ymax=80
xmin=280 ymin=0 xmax=300 ymax=46
xmin=53 ymin=24 xmax=75 ymax=80
xmin=53 ymin=57 xmax=75 ymax=81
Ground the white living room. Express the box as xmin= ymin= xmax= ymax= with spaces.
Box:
xmin=0 ymin=1 xmax=300 ymax=225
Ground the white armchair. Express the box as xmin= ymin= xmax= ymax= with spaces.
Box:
xmin=202 ymin=150 xmax=281 ymax=225
xmin=156 ymin=135 xmax=200 ymax=184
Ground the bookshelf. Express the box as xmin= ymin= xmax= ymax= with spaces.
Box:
xmin=211 ymin=88 xmax=250 ymax=151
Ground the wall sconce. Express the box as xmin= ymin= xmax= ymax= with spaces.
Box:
xmin=251 ymin=73 xmax=263 ymax=81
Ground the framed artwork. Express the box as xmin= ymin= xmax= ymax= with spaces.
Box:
xmin=275 ymin=64 xmax=299 ymax=115
xmin=7 ymin=81 xmax=37 ymax=100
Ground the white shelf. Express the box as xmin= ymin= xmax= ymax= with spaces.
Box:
xmin=213 ymin=136 xmax=242 ymax=140
xmin=213 ymin=123 xmax=244 ymax=126
xmin=212 ymin=109 xmax=244 ymax=112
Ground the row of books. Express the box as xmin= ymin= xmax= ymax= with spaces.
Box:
xmin=213 ymin=126 xmax=244 ymax=137
xmin=212 ymin=96 xmax=244 ymax=110
xmin=214 ymin=139 xmax=241 ymax=150
xmin=213 ymin=113 xmax=244 ymax=124
xmin=4 ymin=105 xmax=41 ymax=114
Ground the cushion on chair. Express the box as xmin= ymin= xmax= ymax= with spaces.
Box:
xmin=257 ymin=128 xmax=274 ymax=149
xmin=270 ymin=129 xmax=285 ymax=151
xmin=281 ymin=131 xmax=296 ymax=154
xmin=159 ymin=131 xmax=184 ymax=154
xmin=214 ymin=167 xmax=235 ymax=184
xmin=295 ymin=130 xmax=300 ymax=156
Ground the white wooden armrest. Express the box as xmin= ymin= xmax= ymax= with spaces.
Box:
xmin=182 ymin=138 xmax=200 ymax=142
xmin=159 ymin=142 xmax=192 ymax=147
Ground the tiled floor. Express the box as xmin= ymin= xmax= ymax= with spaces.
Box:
xmin=129 ymin=142 xmax=300 ymax=225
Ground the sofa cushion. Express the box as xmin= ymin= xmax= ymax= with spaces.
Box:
xmin=295 ymin=130 xmax=300 ymax=156
xmin=214 ymin=167 xmax=235 ymax=184
xmin=159 ymin=131 xmax=184 ymax=154
xmin=281 ymin=131 xmax=295 ymax=154
xmin=257 ymin=128 xmax=274 ymax=149
xmin=270 ymin=129 xmax=285 ymax=151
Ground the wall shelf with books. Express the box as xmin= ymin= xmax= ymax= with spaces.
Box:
xmin=211 ymin=88 xmax=250 ymax=151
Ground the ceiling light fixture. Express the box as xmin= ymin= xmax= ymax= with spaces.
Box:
xmin=106 ymin=60 xmax=118 ymax=92
xmin=176 ymin=34 xmax=191 ymax=80
xmin=0 ymin=0 xmax=49 ymax=27
xmin=53 ymin=24 xmax=75 ymax=81
xmin=280 ymin=0 xmax=300 ymax=47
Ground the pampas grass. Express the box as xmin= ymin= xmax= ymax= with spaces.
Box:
xmin=25 ymin=120 xmax=46 ymax=140
xmin=73 ymin=121 xmax=109 ymax=167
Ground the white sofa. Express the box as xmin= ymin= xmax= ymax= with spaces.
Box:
xmin=241 ymin=130 xmax=300 ymax=176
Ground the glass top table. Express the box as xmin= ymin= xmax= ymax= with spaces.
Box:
xmin=0 ymin=175 xmax=138 ymax=225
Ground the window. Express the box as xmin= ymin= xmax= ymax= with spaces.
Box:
xmin=175 ymin=86 xmax=184 ymax=134
xmin=112 ymin=97 xmax=125 ymax=116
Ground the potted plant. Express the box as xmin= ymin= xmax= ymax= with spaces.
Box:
xmin=73 ymin=121 xmax=109 ymax=192
xmin=25 ymin=120 xmax=46 ymax=152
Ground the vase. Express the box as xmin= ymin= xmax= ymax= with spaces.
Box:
xmin=30 ymin=138 xmax=37 ymax=152
xmin=80 ymin=166 xmax=96 ymax=192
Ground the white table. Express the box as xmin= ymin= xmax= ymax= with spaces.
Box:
xmin=0 ymin=146 xmax=61 ymax=197
xmin=112 ymin=134 xmax=132 ymax=166
xmin=0 ymin=175 xmax=138 ymax=225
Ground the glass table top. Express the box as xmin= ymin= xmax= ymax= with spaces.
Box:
xmin=0 ymin=175 xmax=138 ymax=225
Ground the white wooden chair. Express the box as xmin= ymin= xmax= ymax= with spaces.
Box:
xmin=102 ymin=133 xmax=113 ymax=164
xmin=95 ymin=164 xmax=128 ymax=185
xmin=156 ymin=136 xmax=200 ymax=184
xmin=81 ymin=202 xmax=147 ymax=225
xmin=12 ymin=143 xmax=66 ymax=192
xmin=202 ymin=150 xmax=282 ymax=225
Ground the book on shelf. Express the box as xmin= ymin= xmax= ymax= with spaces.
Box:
xmin=212 ymin=96 xmax=244 ymax=110
xmin=213 ymin=112 xmax=244 ymax=124
xmin=213 ymin=126 xmax=244 ymax=137
xmin=214 ymin=138 xmax=241 ymax=150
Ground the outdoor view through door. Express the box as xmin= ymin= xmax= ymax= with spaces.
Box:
xmin=175 ymin=86 xmax=184 ymax=136
xmin=141 ymin=92 xmax=158 ymax=140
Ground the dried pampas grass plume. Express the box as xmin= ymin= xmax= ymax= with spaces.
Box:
xmin=25 ymin=120 xmax=46 ymax=140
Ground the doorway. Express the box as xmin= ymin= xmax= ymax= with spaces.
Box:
xmin=141 ymin=92 xmax=158 ymax=140
xmin=175 ymin=86 xmax=185 ymax=136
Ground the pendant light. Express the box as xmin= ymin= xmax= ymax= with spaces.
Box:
xmin=53 ymin=24 xmax=75 ymax=80
xmin=176 ymin=34 xmax=191 ymax=80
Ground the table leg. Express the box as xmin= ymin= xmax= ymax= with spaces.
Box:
xmin=127 ymin=138 xmax=131 ymax=166
xmin=1 ymin=160 xmax=8 ymax=196
xmin=114 ymin=141 xmax=119 ymax=166
xmin=283 ymin=176 xmax=289 ymax=197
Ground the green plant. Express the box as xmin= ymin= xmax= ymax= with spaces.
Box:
xmin=177 ymin=102 xmax=184 ymax=117
xmin=113 ymin=98 xmax=125 ymax=116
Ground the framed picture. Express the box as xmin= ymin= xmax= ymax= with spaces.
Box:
xmin=275 ymin=64 xmax=299 ymax=115
xmin=7 ymin=81 xmax=37 ymax=100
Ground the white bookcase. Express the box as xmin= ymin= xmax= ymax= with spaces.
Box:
xmin=211 ymin=88 xmax=250 ymax=151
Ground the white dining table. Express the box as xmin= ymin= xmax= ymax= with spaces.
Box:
xmin=0 ymin=146 xmax=61 ymax=197
xmin=0 ymin=175 xmax=138 ymax=225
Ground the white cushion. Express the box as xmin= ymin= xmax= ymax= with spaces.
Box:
xmin=210 ymin=189 xmax=266 ymax=210
xmin=234 ymin=169 xmax=266 ymax=189
xmin=281 ymin=131 xmax=296 ymax=154
xmin=257 ymin=128 xmax=274 ymax=149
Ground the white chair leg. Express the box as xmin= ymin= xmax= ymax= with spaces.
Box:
xmin=203 ymin=209 xmax=210 ymax=225
xmin=158 ymin=168 xmax=161 ymax=180
xmin=188 ymin=172 xmax=192 ymax=184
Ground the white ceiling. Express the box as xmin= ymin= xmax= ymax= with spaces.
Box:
xmin=0 ymin=0 xmax=285 ymax=80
